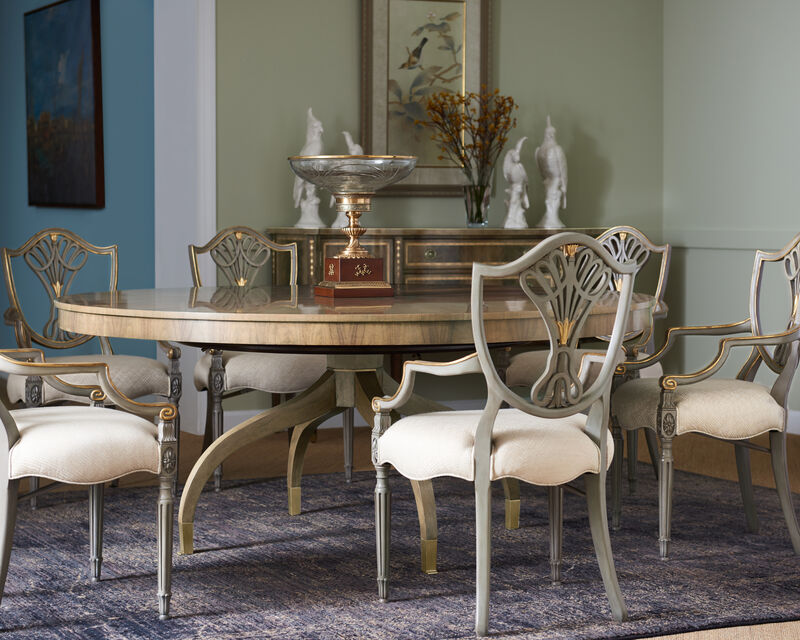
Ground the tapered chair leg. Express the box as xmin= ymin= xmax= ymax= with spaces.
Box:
xmin=644 ymin=429 xmax=660 ymax=480
xmin=734 ymin=443 xmax=759 ymax=533
xmin=375 ymin=464 xmax=391 ymax=602
xmin=626 ymin=430 xmax=638 ymax=494
xmin=207 ymin=352 xmax=225 ymax=492
xmin=343 ymin=407 xmax=354 ymax=483
xmin=585 ymin=473 xmax=628 ymax=622
xmin=610 ymin=418 xmax=623 ymax=530
xmin=89 ymin=483 xmax=104 ymax=582
xmin=769 ymin=430 xmax=800 ymax=554
xmin=0 ymin=479 xmax=20 ymax=604
xmin=157 ymin=475 xmax=174 ymax=619
xmin=474 ymin=472 xmax=492 ymax=637
xmin=548 ymin=485 xmax=563 ymax=585
xmin=29 ymin=477 xmax=39 ymax=510
xmin=658 ymin=434 xmax=675 ymax=559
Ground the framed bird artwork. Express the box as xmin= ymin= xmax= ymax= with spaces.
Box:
xmin=361 ymin=0 xmax=489 ymax=196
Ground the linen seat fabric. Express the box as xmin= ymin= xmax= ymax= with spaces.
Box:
xmin=0 ymin=349 xmax=178 ymax=619
xmin=610 ymin=232 xmax=800 ymax=561
xmin=372 ymin=233 xmax=636 ymax=636
xmin=7 ymin=354 xmax=170 ymax=406
xmin=377 ymin=408 xmax=614 ymax=485
xmin=194 ymin=350 xmax=325 ymax=395
xmin=613 ymin=378 xmax=784 ymax=439
xmin=8 ymin=406 xmax=160 ymax=483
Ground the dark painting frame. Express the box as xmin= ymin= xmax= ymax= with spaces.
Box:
xmin=24 ymin=0 xmax=104 ymax=208
xmin=361 ymin=0 xmax=489 ymax=196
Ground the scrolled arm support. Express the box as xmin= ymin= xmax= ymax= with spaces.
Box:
xmin=620 ymin=318 xmax=752 ymax=374
xmin=0 ymin=349 xmax=175 ymax=420
xmin=371 ymin=352 xmax=482 ymax=414
xmin=660 ymin=325 xmax=800 ymax=390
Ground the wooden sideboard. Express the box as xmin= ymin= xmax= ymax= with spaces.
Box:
xmin=265 ymin=227 xmax=607 ymax=285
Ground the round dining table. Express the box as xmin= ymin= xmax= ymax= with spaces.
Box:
xmin=56 ymin=284 xmax=655 ymax=569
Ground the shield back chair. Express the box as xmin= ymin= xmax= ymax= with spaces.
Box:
xmin=372 ymin=233 xmax=635 ymax=636
xmin=612 ymin=233 xmax=800 ymax=559
xmin=505 ymin=225 xmax=671 ymax=526
xmin=0 ymin=348 xmax=177 ymax=619
xmin=189 ymin=227 xmax=328 ymax=492
xmin=2 ymin=229 xmax=182 ymax=506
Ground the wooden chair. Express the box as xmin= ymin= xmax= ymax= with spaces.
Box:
xmin=2 ymin=229 xmax=182 ymax=505
xmin=0 ymin=348 xmax=177 ymax=619
xmin=505 ymin=226 xmax=671 ymax=526
xmin=189 ymin=227 xmax=328 ymax=492
xmin=612 ymin=233 xmax=800 ymax=559
xmin=372 ymin=233 xmax=634 ymax=635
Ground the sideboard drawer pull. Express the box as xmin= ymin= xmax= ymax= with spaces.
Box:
xmin=424 ymin=248 xmax=437 ymax=260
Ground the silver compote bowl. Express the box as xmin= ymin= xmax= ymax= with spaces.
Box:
xmin=288 ymin=155 xmax=416 ymax=259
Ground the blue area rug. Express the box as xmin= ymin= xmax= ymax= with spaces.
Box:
xmin=1 ymin=465 xmax=800 ymax=639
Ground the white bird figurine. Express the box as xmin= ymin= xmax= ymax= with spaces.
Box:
xmin=534 ymin=116 xmax=568 ymax=229
xmin=502 ymin=136 xmax=529 ymax=229
xmin=331 ymin=131 xmax=365 ymax=228
xmin=293 ymin=108 xmax=325 ymax=228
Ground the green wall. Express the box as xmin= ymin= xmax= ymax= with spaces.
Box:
xmin=216 ymin=0 xmax=663 ymax=233
xmin=662 ymin=0 xmax=800 ymax=408
xmin=215 ymin=0 xmax=663 ymax=411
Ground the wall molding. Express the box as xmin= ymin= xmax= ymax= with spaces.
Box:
xmin=663 ymin=228 xmax=800 ymax=251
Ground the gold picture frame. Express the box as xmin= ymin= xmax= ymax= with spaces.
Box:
xmin=361 ymin=0 xmax=490 ymax=196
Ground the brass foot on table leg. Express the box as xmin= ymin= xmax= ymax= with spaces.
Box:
xmin=288 ymin=486 xmax=302 ymax=516
xmin=421 ymin=538 xmax=438 ymax=574
xmin=505 ymin=498 xmax=520 ymax=530
xmin=179 ymin=522 xmax=194 ymax=555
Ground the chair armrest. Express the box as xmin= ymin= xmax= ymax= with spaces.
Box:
xmin=660 ymin=326 xmax=800 ymax=390
xmin=0 ymin=348 xmax=176 ymax=420
xmin=371 ymin=352 xmax=481 ymax=414
xmin=157 ymin=341 xmax=182 ymax=360
xmin=619 ymin=318 xmax=752 ymax=374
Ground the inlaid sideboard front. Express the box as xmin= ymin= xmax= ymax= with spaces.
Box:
xmin=265 ymin=227 xmax=607 ymax=285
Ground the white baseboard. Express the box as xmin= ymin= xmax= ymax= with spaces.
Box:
xmin=222 ymin=398 xmax=485 ymax=433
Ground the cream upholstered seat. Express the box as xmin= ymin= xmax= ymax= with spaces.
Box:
xmin=504 ymin=226 xmax=671 ymax=523
xmin=0 ymin=349 xmax=178 ymax=619
xmin=613 ymin=378 xmax=784 ymax=439
xmin=377 ymin=408 xmax=614 ymax=485
xmin=611 ymin=233 xmax=800 ymax=560
xmin=7 ymin=354 xmax=171 ymax=406
xmin=372 ymin=233 xmax=636 ymax=636
xmin=2 ymin=229 xmax=182 ymax=506
xmin=193 ymin=350 xmax=324 ymax=395
xmin=8 ymin=406 xmax=160 ymax=483
xmin=189 ymin=227 xmax=328 ymax=491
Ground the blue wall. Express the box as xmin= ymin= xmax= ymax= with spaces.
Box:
xmin=0 ymin=0 xmax=155 ymax=357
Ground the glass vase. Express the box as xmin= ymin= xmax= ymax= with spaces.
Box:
xmin=463 ymin=181 xmax=491 ymax=228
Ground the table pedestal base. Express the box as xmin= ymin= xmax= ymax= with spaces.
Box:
xmin=178 ymin=354 xmax=450 ymax=573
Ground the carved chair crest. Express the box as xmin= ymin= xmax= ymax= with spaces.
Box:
xmin=189 ymin=226 xmax=298 ymax=288
xmin=2 ymin=228 xmax=117 ymax=349
xmin=471 ymin=233 xmax=636 ymax=417
xmin=749 ymin=234 xmax=800 ymax=375
xmin=597 ymin=226 xmax=670 ymax=351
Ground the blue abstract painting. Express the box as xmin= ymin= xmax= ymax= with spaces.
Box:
xmin=24 ymin=0 xmax=104 ymax=207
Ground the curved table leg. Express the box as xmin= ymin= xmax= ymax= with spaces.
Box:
xmin=358 ymin=371 xmax=441 ymax=574
xmin=502 ymin=478 xmax=521 ymax=530
xmin=287 ymin=411 xmax=344 ymax=515
xmin=178 ymin=371 xmax=337 ymax=554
